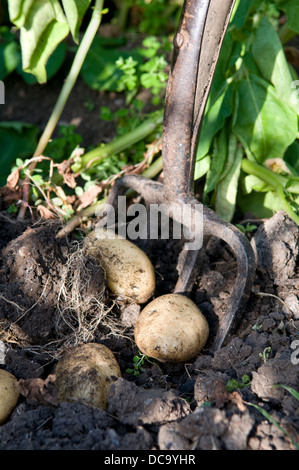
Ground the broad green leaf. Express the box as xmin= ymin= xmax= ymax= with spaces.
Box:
xmin=284 ymin=141 xmax=299 ymax=175
xmin=196 ymin=80 xmax=234 ymax=161
xmin=213 ymin=30 xmax=234 ymax=79
xmin=61 ymin=0 xmax=91 ymax=43
xmin=0 ymin=26 xmax=21 ymax=79
xmin=8 ymin=0 xmax=69 ymax=83
xmin=230 ymin=0 xmax=260 ymax=30
xmin=233 ymin=73 xmax=298 ymax=163
xmin=215 ymin=134 xmax=243 ymax=222
xmin=194 ymin=32 xmax=233 ymax=164
xmin=0 ymin=122 xmax=39 ymax=186
xmin=204 ymin=126 xmax=228 ymax=195
xmin=7 ymin=0 xmax=35 ymax=27
xmin=242 ymin=174 xmax=272 ymax=194
xmin=252 ymin=16 xmax=299 ymax=115
xmin=0 ymin=41 xmax=21 ymax=79
xmin=242 ymin=51 xmax=261 ymax=76
xmin=17 ymin=42 xmax=67 ymax=84
xmin=237 ymin=187 xmax=283 ymax=219
xmin=194 ymin=155 xmax=211 ymax=181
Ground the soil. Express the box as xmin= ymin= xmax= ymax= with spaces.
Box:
xmin=0 ymin=69 xmax=298 ymax=452
xmin=0 ymin=210 xmax=298 ymax=452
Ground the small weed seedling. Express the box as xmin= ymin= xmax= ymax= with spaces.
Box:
xmin=259 ymin=346 xmax=272 ymax=363
xmin=126 ymin=352 xmax=158 ymax=377
xmin=226 ymin=374 xmax=251 ymax=393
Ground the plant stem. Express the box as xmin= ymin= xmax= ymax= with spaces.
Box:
xmin=18 ymin=0 xmax=105 ymax=219
xmin=56 ymin=154 xmax=163 ymax=238
xmin=71 ymin=111 xmax=163 ymax=174
xmin=241 ymin=159 xmax=299 ymax=225
xmin=50 ymin=111 xmax=163 ymax=187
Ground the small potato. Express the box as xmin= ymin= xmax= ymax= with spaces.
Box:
xmin=84 ymin=229 xmax=155 ymax=304
xmin=134 ymin=294 xmax=209 ymax=362
xmin=0 ymin=369 xmax=19 ymax=424
xmin=55 ymin=343 xmax=121 ymax=409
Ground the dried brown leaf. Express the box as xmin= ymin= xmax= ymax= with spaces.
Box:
xmin=75 ymin=184 xmax=104 ymax=211
xmin=6 ymin=168 xmax=20 ymax=189
xmin=56 ymin=159 xmax=77 ymax=189
xmin=37 ymin=205 xmax=57 ymax=220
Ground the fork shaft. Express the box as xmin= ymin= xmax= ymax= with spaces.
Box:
xmin=162 ymin=0 xmax=236 ymax=200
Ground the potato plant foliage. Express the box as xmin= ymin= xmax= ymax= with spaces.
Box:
xmin=1 ymin=0 xmax=299 ymax=224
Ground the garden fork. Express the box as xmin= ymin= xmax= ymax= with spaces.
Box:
xmin=102 ymin=0 xmax=256 ymax=352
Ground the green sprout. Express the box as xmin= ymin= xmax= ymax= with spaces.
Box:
xmin=226 ymin=374 xmax=251 ymax=393
xmin=259 ymin=346 xmax=272 ymax=363
xmin=126 ymin=352 xmax=157 ymax=377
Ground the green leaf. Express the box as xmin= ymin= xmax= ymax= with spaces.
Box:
xmin=233 ymin=73 xmax=298 ymax=163
xmin=61 ymin=0 xmax=91 ymax=43
xmin=196 ymin=80 xmax=234 ymax=161
xmin=194 ymin=155 xmax=211 ymax=181
xmin=17 ymin=41 xmax=67 ymax=84
xmin=215 ymin=134 xmax=243 ymax=222
xmin=0 ymin=121 xmax=39 ymax=186
xmin=284 ymin=141 xmax=299 ymax=175
xmin=252 ymin=16 xmax=299 ymax=115
xmin=204 ymin=126 xmax=228 ymax=195
xmin=237 ymin=186 xmax=284 ymax=218
xmin=8 ymin=0 xmax=70 ymax=83
xmin=230 ymin=0 xmax=261 ymax=30
xmin=0 ymin=41 xmax=21 ymax=79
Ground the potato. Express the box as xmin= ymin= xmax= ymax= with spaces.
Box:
xmin=84 ymin=229 xmax=155 ymax=304
xmin=55 ymin=343 xmax=121 ymax=409
xmin=134 ymin=294 xmax=209 ymax=362
xmin=0 ymin=369 xmax=19 ymax=424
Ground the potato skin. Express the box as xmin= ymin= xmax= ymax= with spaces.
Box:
xmin=134 ymin=294 xmax=209 ymax=362
xmin=84 ymin=230 xmax=156 ymax=304
xmin=55 ymin=343 xmax=121 ymax=409
xmin=0 ymin=369 xmax=19 ymax=424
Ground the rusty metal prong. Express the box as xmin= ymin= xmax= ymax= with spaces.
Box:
xmin=202 ymin=206 xmax=256 ymax=351
xmin=91 ymin=0 xmax=257 ymax=355
xmin=162 ymin=199 xmax=256 ymax=351
xmin=106 ymin=175 xmax=164 ymax=208
xmin=174 ymin=246 xmax=205 ymax=294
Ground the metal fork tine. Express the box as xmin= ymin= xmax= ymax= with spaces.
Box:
xmin=99 ymin=0 xmax=256 ymax=352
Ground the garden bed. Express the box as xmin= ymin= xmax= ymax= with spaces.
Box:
xmin=0 ymin=208 xmax=298 ymax=451
xmin=0 ymin=65 xmax=298 ymax=452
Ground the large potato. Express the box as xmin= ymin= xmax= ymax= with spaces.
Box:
xmin=134 ymin=294 xmax=209 ymax=362
xmin=55 ymin=343 xmax=121 ymax=409
xmin=0 ymin=369 xmax=19 ymax=424
xmin=84 ymin=229 xmax=155 ymax=304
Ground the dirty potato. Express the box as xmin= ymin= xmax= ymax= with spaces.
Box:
xmin=0 ymin=369 xmax=19 ymax=424
xmin=134 ymin=294 xmax=209 ymax=362
xmin=84 ymin=229 xmax=155 ymax=304
xmin=55 ymin=343 xmax=121 ymax=409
